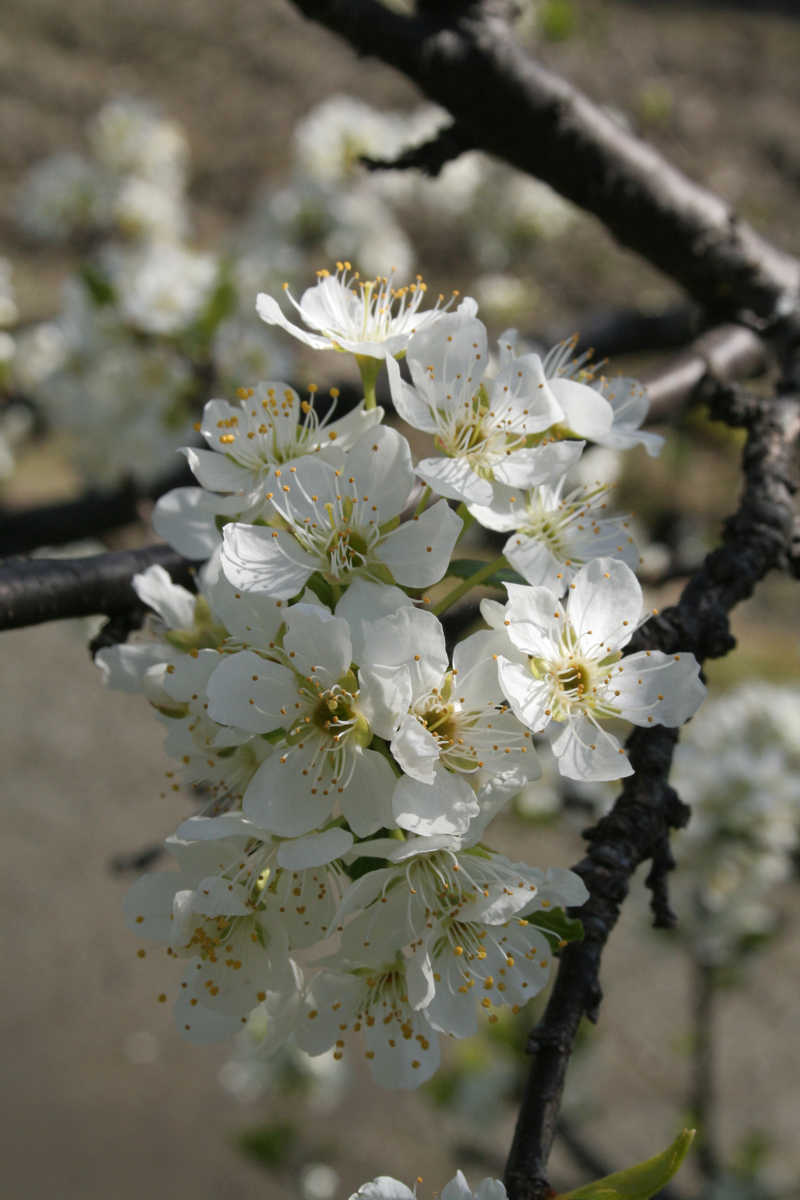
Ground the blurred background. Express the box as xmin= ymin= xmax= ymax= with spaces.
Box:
xmin=2 ymin=1 xmax=800 ymax=1198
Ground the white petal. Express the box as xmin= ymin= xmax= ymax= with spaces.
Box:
xmin=362 ymin=606 xmax=448 ymax=697
xmin=568 ymin=558 xmax=641 ymax=653
xmin=95 ymin=643 xmax=174 ymax=693
xmin=206 ymin=651 xmax=297 ymax=732
xmin=122 ymin=870 xmax=179 ymax=942
xmin=551 ymin=716 xmax=633 ymax=781
xmin=133 ymin=564 xmax=196 ymax=629
xmin=221 ymin=522 xmax=317 ymax=600
xmin=504 ymin=582 xmax=562 ymax=658
xmin=334 ymin=578 xmax=412 ymax=666
xmin=162 ymin=647 xmax=219 ymax=702
xmin=377 ymin=500 xmax=461 ymax=587
xmin=393 ymin=765 xmax=480 ymax=836
xmin=283 ymin=605 xmax=352 ymax=682
xmin=497 ymin=659 xmax=552 ymax=732
xmin=339 ymin=747 xmax=397 ymax=836
xmin=614 ymin=650 xmax=706 ymax=727
xmin=548 ymin=377 xmax=614 ymax=439
xmin=386 ymin=354 xmax=439 ymax=433
xmin=174 ymin=970 xmax=245 ymax=1044
xmin=256 ymin=291 xmax=333 ymax=349
xmin=505 ymin=538 xmax=567 ymax=593
xmin=358 ymin=663 xmax=413 ymax=740
xmin=344 ymin=425 xmax=414 ymax=521
xmin=492 ymin=353 xmax=562 ymax=433
xmin=255 ymin=959 xmax=304 ymax=1058
xmin=416 ymin=455 xmax=493 ymax=505
xmin=183 ymin=446 xmax=250 ymax=493
xmin=242 ymin=746 xmax=334 ymax=836
xmin=441 ymin=1172 xmax=475 ymax=1200
xmin=407 ymin=311 xmax=488 ymax=405
xmin=152 ymin=487 xmax=222 ymax=559
xmin=277 ymin=828 xmax=354 ymax=869
xmin=391 ymin=714 xmax=441 ymax=783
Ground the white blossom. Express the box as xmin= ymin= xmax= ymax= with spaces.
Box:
xmin=183 ymin=381 xmax=382 ymax=516
xmin=501 ymin=332 xmax=663 ymax=456
xmin=387 ymin=309 xmax=584 ymax=506
xmin=467 ymin=477 xmax=638 ymax=593
xmin=123 ymin=829 xmax=299 ymax=1043
xmin=295 ymin=905 xmax=440 ymax=1088
xmin=494 ymin=558 xmax=706 ymax=780
xmin=220 ymin=424 xmax=462 ymax=601
xmin=206 ymin=604 xmax=396 ymax=838
xmin=358 ymin=607 xmax=540 ymax=837
xmin=257 ymin=264 xmax=453 ymax=360
xmin=349 ymin=1173 xmax=507 ymax=1200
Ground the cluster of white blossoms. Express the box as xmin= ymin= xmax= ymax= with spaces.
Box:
xmin=349 ymin=1172 xmax=506 ymax=1200
xmin=101 ymin=266 xmax=705 ymax=1087
xmin=11 ymin=99 xmax=235 ymax=486
xmin=8 ymin=92 xmax=583 ymax=488
xmin=667 ymin=683 xmax=800 ymax=967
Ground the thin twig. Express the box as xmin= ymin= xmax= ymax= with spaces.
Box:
xmin=285 ymin=0 xmax=800 ymax=322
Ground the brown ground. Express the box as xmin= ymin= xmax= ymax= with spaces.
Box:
xmin=2 ymin=1 xmax=800 ymax=1198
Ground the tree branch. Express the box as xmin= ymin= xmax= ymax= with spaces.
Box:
xmin=642 ymin=323 xmax=767 ymax=422
xmin=504 ymin=372 xmax=800 ymax=1199
xmin=0 ymin=462 xmax=195 ymax=559
xmin=286 ymin=0 xmax=800 ymax=323
xmin=0 ymin=545 xmax=198 ymax=632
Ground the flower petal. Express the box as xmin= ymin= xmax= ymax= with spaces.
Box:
xmin=377 ymin=500 xmax=462 ymax=587
xmin=393 ymin=764 xmax=480 ymax=836
xmin=416 ymin=455 xmax=493 ymax=505
xmin=568 ymin=558 xmax=641 ymax=654
xmin=614 ymin=650 xmax=706 ymax=727
xmin=221 ymin=522 xmax=317 ymax=600
xmin=152 ymin=487 xmax=222 ymax=559
xmin=551 ymin=716 xmax=633 ymax=781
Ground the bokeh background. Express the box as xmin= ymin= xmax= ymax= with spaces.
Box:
xmin=2 ymin=2 xmax=800 ymax=1198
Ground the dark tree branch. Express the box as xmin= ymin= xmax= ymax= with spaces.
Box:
xmin=0 ymin=461 xmax=195 ymax=559
xmin=285 ymin=0 xmax=800 ymax=323
xmin=541 ymin=305 xmax=703 ymax=364
xmin=642 ymin=323 xmax=767 ymax=422
xmin=504 ymin=372 xmax=800 ymax=1199
xmin=362 ymin=121 xmax=475 ymax=176
xmin=0 ymin=545 xmax=198 ymax=632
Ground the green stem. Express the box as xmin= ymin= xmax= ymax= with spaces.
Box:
xmin=455 ymin=503 xmax=476 ymax=543
xmin=414 ymin=485 xmax=433 ymax=518
xmin=356 ymin=354 xmax=383 ymax=411
xmin=432 ymin=554 xmax=507 ymax=617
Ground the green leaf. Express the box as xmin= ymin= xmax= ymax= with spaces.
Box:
xmin=79 ymin=264 xmax=115 ymax=307
xmin=447 ymin=559 xmax=527 ymax=589
xmin=557 ymin=1129 xmax=695 ymax=1200
xmin=526 ymin=907 xmax=584 ymax=953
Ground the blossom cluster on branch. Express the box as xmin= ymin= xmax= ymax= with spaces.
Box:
xmin=102 ymin=267 xmax=705 ymax=1087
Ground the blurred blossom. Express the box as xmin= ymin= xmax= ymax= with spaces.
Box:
xmin=87 ymin=97 xmax=189 ymax=191
xmin=112 ymin=175 xmax=191 ymax=243
xmin=107 ymin=242 xmax=219 ymax=336
xmin=17 ymin=153 xmax=109 ymax=242
xmin=294 ymin=93 xmax=446 ymax=187
xmin=211 ymin=317 xmax=293 ymax=393
xmin=669 ymin=684 xmax=800 ymax=965
xmin=0 ymin=259 xmax=19 ymax=327
xmin=302 ymin=1164 xmax=340 ymax=1200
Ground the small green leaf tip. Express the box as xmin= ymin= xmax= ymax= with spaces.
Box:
xmin=556 ymin=1129 xmax=696 ymax=1200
